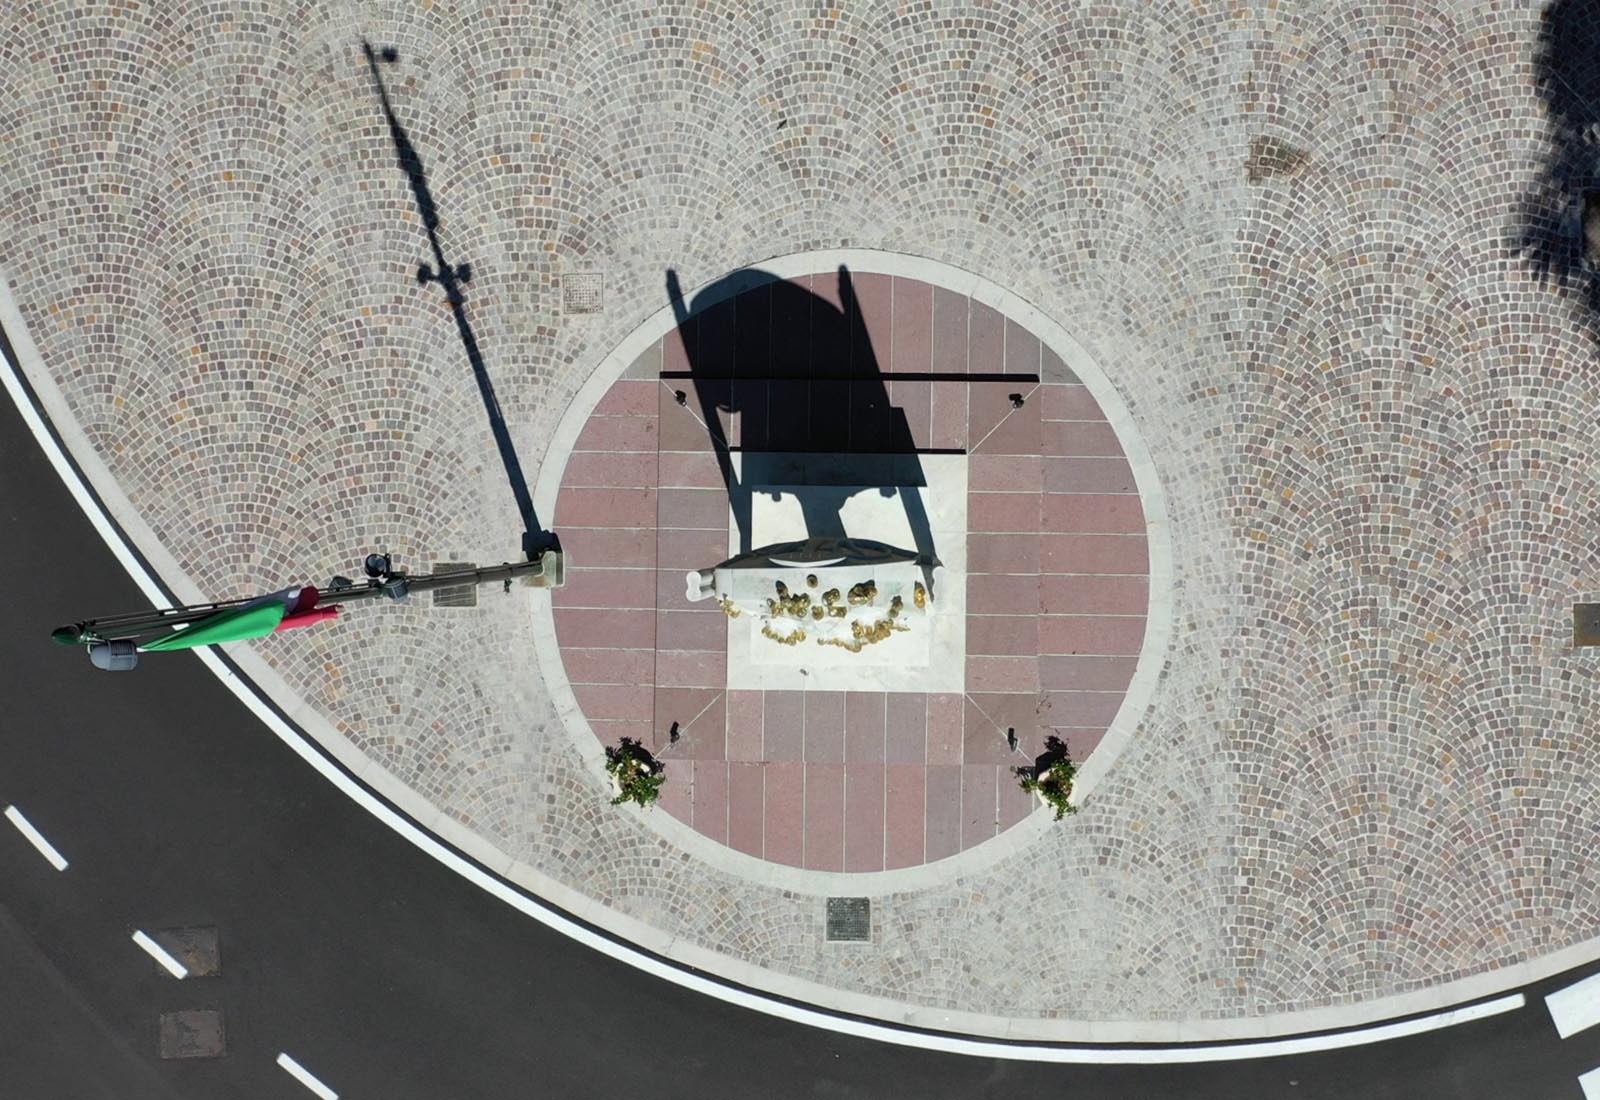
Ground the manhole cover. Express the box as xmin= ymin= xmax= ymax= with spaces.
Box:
xmin=825 ymin=897 xmax=871 ymax=942
xmin=158 ymin=1009 xmax=225 ymax=1059
xmin=1575 ymin=603 xmax=1600 ymax=646
xmin=153 ymin=926 xmax=221 ymax=977
xmin=432 ymin=562 xmax=477 ymax=608
xmin=562 ymin=272 xmax=604 ymax=314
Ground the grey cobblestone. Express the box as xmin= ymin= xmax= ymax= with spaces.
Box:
xmin=4 ymin=0 xmax=1599 ymax=1029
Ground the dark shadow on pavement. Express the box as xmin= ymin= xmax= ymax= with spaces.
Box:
xmin=1520 ymin=0 xmax=1600 ymax=314
xmin=664 ymin=266 xmax=938 ymax=586
xmin=360 ymin=42 xmax=555 ymax=559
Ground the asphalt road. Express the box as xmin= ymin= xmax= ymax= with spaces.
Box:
xmin=2 ymin=352 xmax=1599 ymax=1099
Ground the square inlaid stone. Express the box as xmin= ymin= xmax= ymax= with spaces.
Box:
xmin=158 ymin=1010 xmax=225 ymax=1059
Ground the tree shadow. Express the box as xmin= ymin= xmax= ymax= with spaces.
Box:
xmin=1520 ymin=0 xmax=1600 ymax=312
xmin=664 ymin=267 xmax=939 ymax=585
xmin=359 ymin=42 xmax=555 ymax=559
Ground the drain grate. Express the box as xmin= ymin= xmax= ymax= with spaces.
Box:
xmin=825 ymin=896 xmax=871 ymax=942
xmin=562 ymin=272 xmax=604 ymax=315
xmin=432 ymin=562 xmax=477 ymax=608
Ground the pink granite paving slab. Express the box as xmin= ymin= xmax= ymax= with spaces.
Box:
xmin=763 ymin=691 xmax=804 ymax=762
xmin=1040 ymin=655 xmax=1140 ymax=693
xmin=848 ymin=381 xmax=891 ymax=448
xmin=961 ymin=765 xmax=999 ymax=848
xmin=658 ymin=450 xmax=723 ymax=489
xmin=965 ymin=614 xmax=1039 ymax=656
xmin=560 ymin=452 xmax=658 ymax=488
xmin=1039 ymin=345 xmax=1079 ymax=385
xmin=888 ymin=378 xmax=930 ymax=449
xmin=692 ymin=760 xmax=729 ymax=845
xmin=926 ymin=693 xmax=964 ymax=763
xmin=885 ymin=764 xmax=926 ymax=869
xmin=924 ymin=766 xmax=963 ymax=862
xmin=965 ymin=655 xmax=1040 ymax=694
xmin=803 ymin=692 xmax=845 ymax=762
xmin=555 ymin=487 xmax=657 ymax=529
xmin=658 ymin=757 xmax=693 ymax=823
xmin=968 ymin=301 xmax=1004 ymax=373
xmin=1049 ymin=726 xmax=1107 ymax=763
xmin=656 ymin=569 xmax=708 ymax=614
xmin=626 ymin=342 xmax=664 ymax=379
xmin=663 ymin=324 xmax=694 ymax=376
xmin=656 ymin=610 xmax=727 ymax=652
xmin=844 ymin=691 xmax=886 ymax=763
xmin=844 ymin=764 xmax=886 ymax=872
xmin=553 ymin=567 xmax=656 ymax=610
xmin=1038 ymin=615 xmax=1147 ymax=655
xmin=727 ymin=690 xmax=764 ymax=761
xmin=658 ymin=385 xmax=723 ymax=451
xmin=963 ymin=695 xmax=1023 ymax=764
xmin=850 ymin=273 xmax=894 ymax=372
xmin=1042 ymin=493 xmax=1144 ymax=534
xmin=655 ymin=687 xmax=725 ymax=758
xmin=968 ymin=574 xmax=1041 ymax=615
xmin=560 ymin=648 xmax=654 ymax=687
xmin=1040 ymin=533 xmax=1149 ymax=574
xmin=885 ymin=692 xmax=927 ymax=764
xmin=803 ymin=763 xmax=845 ymax=871
xmin=732 ymin=379 xmax=769 ymax=449
xmin=771 ymin=278 xmax=813 ymax=376
xmin=1039 ymin=575 xmax=1149 ymax=616
xmin=890 ymin=277 xmax=932 ymax=374
xmin=573 ymin=416 xmax=659 ymax=453
xmin=1042 ymin=691 xmax=1127 ymax=728
xmin=1044 ymin=421 xmax=1128 ymax=457
xmin=766 ymin=379 xmax=810 ymax=450
xmin=929 ymin=380 xmax=968 ymax=450
xmin=558 ymin=527 xmax=656 ymax=570
xmin=656 ymin=528 xmax=729 ymax=569
xmin=572 ymin=683 xmax=654 ymax=723
xmin=968 ymin=533 xmax=1040 ymax=574
xmin=969 ymin=454 xmax=1043 ymax=492
xmin=931 ymin=286 xmax=969 ymax=374
xmin=589 ymin=719 xmax=655 ymax=748
xmin=1044 ymin=457 xmax=1137 ymax=494
xmin=808 ymin=380 xmax=850 ymax=450
xmin=763 ymin=761 xmax=804 ymax=866
xmin=658 ymin=487 xmax=731 ymax=530
xmin=999 ymin=771 xmax=1036 ymax=830
xmin=812 ymin=268 xmax=845 ymax=312
xmin=968 ymin=491 xmax=1042 ymax=533
xmin=553 ymin=608 xmax=655 ymax=649
xmin=655 ymin=648 xmax=726 ymax=689
xmin=592 ymin=379 xmax=661 ymax=417
xmin=727 ymin=762 xmax=764 ymax=858
xmin=971 ymin=387 xmax=1041 ymax=456
xmin=1004 ymin=318 xmax=1041 ymax=377
xmin=1040 ymin=383 xmax=1105 ymax=422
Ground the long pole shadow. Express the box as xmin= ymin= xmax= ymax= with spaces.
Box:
xmin=359 ymin=42 xmax=553 ymax=558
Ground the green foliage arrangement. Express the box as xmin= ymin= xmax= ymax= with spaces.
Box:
xmin=606 ymin=737 xmax=665 ymax=808
xmin=1016 ymin=756 xmax=1078 ymax=821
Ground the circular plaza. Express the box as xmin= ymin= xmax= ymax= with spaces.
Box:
xmin=4 ymin=0 xmax=1599 ymax=1042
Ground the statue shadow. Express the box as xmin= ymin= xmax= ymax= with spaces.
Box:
xmin=664 ymin=267 xmax=939 ymax=584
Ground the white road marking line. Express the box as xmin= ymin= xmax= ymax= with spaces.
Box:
xmin=1580 ymin=1064 xmax=1600 ymax=1100
xmin=4 ymin=805 xmax=69 ymax=871
xmin=130 ymin=930 xmax=187 ymax=979
xmin=0 ymin=302 xmax=1545 ymax=1064
xmin=277 ymin=1053 xmax=338 ymax=1100
xmin=1547 ymin=970 xmax=1600 ymax=1039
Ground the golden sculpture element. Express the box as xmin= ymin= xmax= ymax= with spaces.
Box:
xmin=847 ymin=580 xmax=877 ymax=606
xmin=812 ymin=606 xmax=825 ymax=620
xmin=717 ymin=597 xmax=742 ymax=619
xmin=761 ymin=624 xmax=807 ymax=646
xmin=816 ymin=614 xmax=909 ymax=652
xmin=888 ymin=595 xmax=904 ymax=619
xmin=913 ymin=581 xmax=927 ymax=609
xmin=806 ymin=573 xmax=819 ymax=588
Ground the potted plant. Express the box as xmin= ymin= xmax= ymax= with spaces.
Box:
xmin=605 ymin=737 xmax=665 ymax=808
xmin=1015 ymin=752 xmax=1077 ymax=821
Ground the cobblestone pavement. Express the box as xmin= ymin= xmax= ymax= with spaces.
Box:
xmin=4 ymin=0 xmax=1600 ymax=1033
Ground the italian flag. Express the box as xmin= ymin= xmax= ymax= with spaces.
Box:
xmin=139 ymin=586 xmax=338 ymax=652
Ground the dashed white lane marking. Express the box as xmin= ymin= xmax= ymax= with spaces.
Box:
xmin=130 ymin=930 xmax=187 ymax=979
xmin=1579 ymin=1064 xmax=1600 ymax=1100
xmin=1547 ymin=970 xmax=1600 ymax=1039
xmin=277 ymin=1053 xmax=338 ymax=1100
xmin=4 ymin=805 xmax=69 ymax=871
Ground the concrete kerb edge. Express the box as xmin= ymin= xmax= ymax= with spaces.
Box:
xmin=4 ymin=263 xmax=1590 ymax=1051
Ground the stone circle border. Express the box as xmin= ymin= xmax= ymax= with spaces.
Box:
xmin=530 ymin=247 xmax=1176 ymax=894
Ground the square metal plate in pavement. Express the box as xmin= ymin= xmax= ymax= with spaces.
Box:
xmin=159 ymin=1010 xmax=225 ymax=1059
